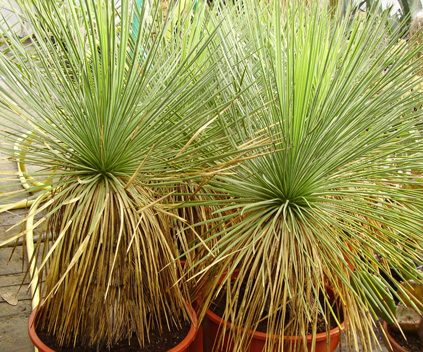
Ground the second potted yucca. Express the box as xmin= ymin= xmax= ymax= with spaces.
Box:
xmin=189 ymin=1 xmax=423 ymax=351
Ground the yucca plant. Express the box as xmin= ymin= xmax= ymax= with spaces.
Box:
xmin=188 ymin=1 xmax=423 ymax=351
xmin=0 ymin=0 xmax=266 ymax=350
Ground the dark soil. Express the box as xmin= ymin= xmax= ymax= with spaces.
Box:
xmin=35 ymin=320 xmax=191 ymax=352
xmin=388 ymin=326 xmax=423 ymax=352
xmin=210 ymin=282 xmax=341 ymax=335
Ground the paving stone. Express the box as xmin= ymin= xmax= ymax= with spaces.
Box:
xmin=0 ymin=312 xmax=33 ymax=352
xmin=0 ymin=249 xmax=34 ymax=352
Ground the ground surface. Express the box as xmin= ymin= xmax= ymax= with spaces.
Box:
xmin=0 ymin=152 xmax=37 ymax=352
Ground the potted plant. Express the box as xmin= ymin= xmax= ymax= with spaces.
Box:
xmin=0 ymin=0 xmax=264 ymax=351
xmin=382 ymin=279 xmax=423 ymax=352
xmin=187 ymin=1 xmax=423 ymax=351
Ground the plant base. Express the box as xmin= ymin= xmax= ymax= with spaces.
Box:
xmin=202 ymin=305 xmax=343 ymax=352
xmin=28 ymin=304 xmax=203 ymax=352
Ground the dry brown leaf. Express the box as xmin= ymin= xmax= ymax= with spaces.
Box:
xmin=1 ymin=291 xmax=18 ymax=306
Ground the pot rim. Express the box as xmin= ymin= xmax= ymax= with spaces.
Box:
xmin=382 ymin=320 xmax=409 ymax=352
xmin=28 ymin=306 xmax=55 ymax=352
xmin=28 ymin=302 xmax=199 ymax=352
xmin=201 ymin=268 xmax=345 ymax=343
xmin=204 ymin=303 xmax=345 ymax=342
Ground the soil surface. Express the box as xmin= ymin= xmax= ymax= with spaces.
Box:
xmin=387 ymin=326 xmax=422 ymax=352
xmin=210 ymin=281 xmax=341 ymax=335
xmin=36 ymin=320 xmax=191 ymax=352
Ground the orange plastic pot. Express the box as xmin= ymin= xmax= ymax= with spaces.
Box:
xmin=382 ymin=320 xmax=409 ymax=352
xmin=28 ymin=302 xmax=203 ymax=352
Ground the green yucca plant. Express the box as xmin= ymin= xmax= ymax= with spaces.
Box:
xmin=0 ymin=0 xmax=267 ymax=350
xmin=188 ymin=1 xmax=423 ymax=351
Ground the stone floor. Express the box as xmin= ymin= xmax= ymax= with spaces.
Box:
xmin=0 ymin=75 xmax=45 ymax=352
xmin=0 ymin=156 xmax=38 ymax=352
xmin=0 ymin=247 xmax=33 ymax=352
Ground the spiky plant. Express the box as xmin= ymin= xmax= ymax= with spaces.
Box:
xmin=189 ymin=1 xmax=423 ymax=351
xmin=0 ymin=0 xmax=267 ymax=349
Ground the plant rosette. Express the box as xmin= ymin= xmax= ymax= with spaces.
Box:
xmin=28 ymin=302 xmax=203 ymax=352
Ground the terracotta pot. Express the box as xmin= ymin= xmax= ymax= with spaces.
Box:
xmin=28 ymin=303 xmax=203 ymax=352
xmin=203 ymin=305 xmax=344 ymax=352
xmin=382 ymin=320 xmax=409 ymax=352
xmin=201 ymin=270 xmax=344 ymax=352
